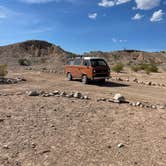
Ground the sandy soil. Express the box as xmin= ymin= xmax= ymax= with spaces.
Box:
xmin=0 ymin=70 xmax=166 ymax=166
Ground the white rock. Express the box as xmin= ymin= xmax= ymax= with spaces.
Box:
xmin=113 ymin=94 xmax=125 ymax=103
xmin=117 ymin=143 xmax=124 ymax=148
xmin=136 ymin=102 xmax=141 ymax=106
xmin=27 ymin=90 xmax=40 ymax=96
xmin=73 ymin=92 xmax=82 ymax=98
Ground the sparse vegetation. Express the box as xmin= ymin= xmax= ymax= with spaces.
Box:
xmin=130 ymin=65 xmax=140 ymax=72
xmin=160 ymin=50 xmax=166 ymax=53
xmin=0 ymin=64 xmax=8 ymax=77
xmin=66 ymin=53 xmax=77 ymax=59
xmin=130 ymin=63 xmax=158 ymax=74
xmin=112 ymin=62 xmax=124 ymax=73
xmin=112 ymin=54 xmax=120 ymax=61
xmin=18 ymin=58 xmax=31 ymax=66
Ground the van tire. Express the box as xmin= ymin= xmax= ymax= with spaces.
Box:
xmin=67 ymin=73 xmax=72 ymax=81
xmin=82 ymin=75 xmax=88 ymax=84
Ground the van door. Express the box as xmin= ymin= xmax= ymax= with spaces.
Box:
xmin=73 ymin=59 xmax=82 ymax=78
xmin=79 ymin=60 xmax=92 ymax=79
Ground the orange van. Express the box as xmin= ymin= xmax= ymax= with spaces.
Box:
xmin=65 ymin=57 xmax=110 ymax=84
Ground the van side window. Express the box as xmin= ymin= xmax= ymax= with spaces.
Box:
xmin=69 ymin=61 xmax=74 ymax=65
xmin=83 ymin=60 xmax=90 ymax=66
xmin=74 ymin=59 xmax=81 ymax=66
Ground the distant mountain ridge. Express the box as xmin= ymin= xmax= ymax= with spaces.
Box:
xmin=0 ymin=40 xmax=166 ymax=71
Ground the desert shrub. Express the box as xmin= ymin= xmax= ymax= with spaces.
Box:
xmin=130 ymin=65 xmax=141 ymax=72
xmin=18 ymin=59 xmax=31 ymax=66
xmin=112 ymin=54 xmax=120 ymax=61
xmin=112 ymin=62 xmax=124 ymax=73
xmin=0 ymin=64 xmax=8 ymax=77
xmin=40 ymin=58 xmax=47 ymax=63
xmin=130 ymin=63 xmax=158 ymax=74
xmin=160 ymin=50 xmax=166 ymax=53
xmin=145 ymin=63 xmax=158 ymax=73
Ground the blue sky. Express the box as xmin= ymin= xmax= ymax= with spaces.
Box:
xmin=0 ymin=0 xmax=165 ymax=53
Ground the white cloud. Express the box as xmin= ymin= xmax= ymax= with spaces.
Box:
xmin=116 ymin=0 xmax=131 ymax=5
xmin=132 ymin=13 xmax=144 ymax=20
xmin=98 ymin=0 xmax=131 ymax=7
xmin=150 ymin=9 xmax=164 ymax=22
xmin=112 ymin=38 xmax=127 ymax=43
xmin=88 ymin=13 xmax=98 ymax=20
xmin=135 ymin=0 xmax=161 ymax=10
xmin=98 ymin=0 xmax=115 ymax=7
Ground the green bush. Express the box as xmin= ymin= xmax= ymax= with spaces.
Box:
xmin=112 ymin=62 xmax=124 ymax=73
xmin=145 ymin=63 xmax=158 ymax=73
xmin=130 ymin=63 xmax=158 ymax=74
xmin=18 ymin=59 xmax=31 ymax=66
xmin=0 ymin=64 xmax=8 ymax=77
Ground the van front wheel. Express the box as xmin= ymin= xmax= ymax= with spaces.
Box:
xmin=82 ymin=75 xmax=88 ymax=84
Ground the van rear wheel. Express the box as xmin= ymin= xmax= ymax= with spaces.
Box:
xmin=82 ymin=75 xmax=88 ymax=84
xmin=67 ymin=73 xmax=72 ymax=81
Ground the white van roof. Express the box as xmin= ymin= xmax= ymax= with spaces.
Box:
xmin=83 ymin=57 xmax=105 ymax=60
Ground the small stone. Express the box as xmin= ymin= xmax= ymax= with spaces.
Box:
xmin=136 ymin=102 xmax=141 ymax=106
xmin=139 ymin=104 xmax=144 ymax=108
xmin=53 ymin=91 xmax=59 ymax=95
xmin=117 ymin=77 xmax=123 ymax=81
xmin=146 ymin=82 xmax=152 ymax=86
xmin=83 ymin=96 xmax=89 ymax=100
xmin=117 ymin=143 xmax=124 ymax=148
xmin=158 ymin=105 xmax=165 ymax=109
xmin=49 ymin=93 xmax=54 ymax=96
xmin=60 ymin=91 xmax=67 ymax=97
xmin=27 ymin=90 xmax=40 ymax=96
xmin=31 ymin=143 xmax=36 ymax=149
xmin=65 ymin=94 xmax=72 ymax=98
xmin=133 ymin=78 xmax=138 ymax=82
xmin=132 ymin=103 xmax=136 ymax=107
xmin=42 ymin=94 xmax=50 ymax=97
xmin=73 ymin=92 xmax=82 ymax=98
xmin=3 ymin=144 xmax=9 ymax=149
xmin=152 ymin=83 xmax=156 ymax=86
xmin=151 ymin=105 xmax=157 ymax=109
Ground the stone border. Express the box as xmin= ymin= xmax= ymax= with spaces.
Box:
xmin=114 ymin=77 xmax=166 ymax=88
xmin=0 ymin=77 xmax=26 ymax=85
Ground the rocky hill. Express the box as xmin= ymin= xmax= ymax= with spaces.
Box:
xmin=0 ymin=40 xmax=166 ymax=72
xmin=85 ymin=50 xmax=166 ymax=67
xmin=0 ymin=40 xmax=76 ymax=72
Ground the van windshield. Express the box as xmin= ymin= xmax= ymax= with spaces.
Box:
xmin=90 ymin=59 xmax=107 ymax=67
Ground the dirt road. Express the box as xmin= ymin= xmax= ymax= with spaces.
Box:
xmin=0 ymin=71 xmax=166 ymax=166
